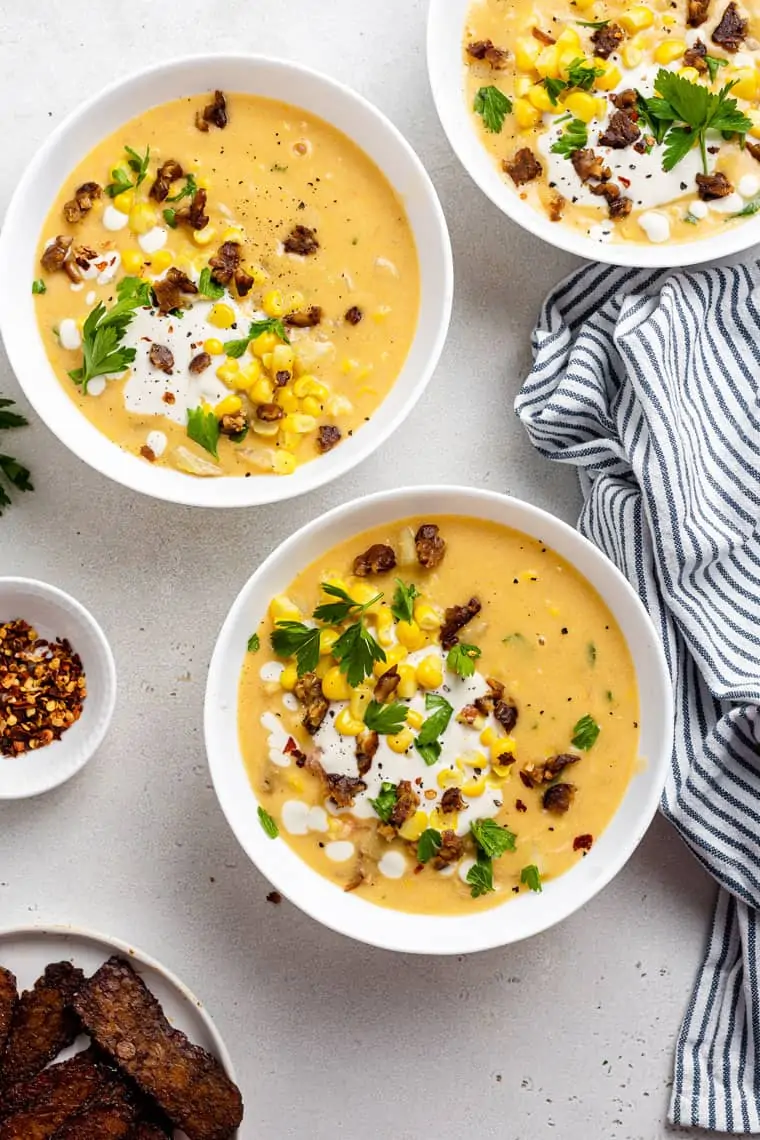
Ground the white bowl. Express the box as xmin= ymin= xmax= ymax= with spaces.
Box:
xmin=205 ymin=486 xmax=673 ymax=954
xmin=427 ymin=0 xmax=760 ymax=268
xmin=0 ymin=578 xmax=116 ymax=798
xmin=0 ymin=55 xmax=453 ymax=507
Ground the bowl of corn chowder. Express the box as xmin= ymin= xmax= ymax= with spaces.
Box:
xmin=0 ymin=56 xmax=452 ymax=506
xmin=428 ymin=0 xmax=760 ymax=265
xmin=205 ymin=487 xmax=672 ymax=953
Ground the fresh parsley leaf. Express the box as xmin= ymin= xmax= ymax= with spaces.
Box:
xmin=416 ymin=741 xmax=442 ymax=766
xmin=257 ymin=805 xmax=279 ymax=838
xmin=565 ymin=57 xmax=604 ymax=91
xmin=125 ymin=144 xmax=151 ymax=187
xmin=31 ymin=279 xmax=46 ymax=295
xmin=635 ymin=92 xmax=678 ymax=146
xmin=68 ymin=276 xmax=152 ymax=393
xmin=521 ymin=864 xmax=543 ymax=892
xmin=163 ymin=208 xmax=177 ymax=228
xmin=247 ymin=633 xmax=260 ymax=653
xmin=224 ymin=317 xmax=290 ymax=358
xmin=467 ymin=851 xmax=495 ymax=898
xmin=551 ymin=117 xmax=588 ymax=157
xmin=653 ymin=70 xmax=752 ymax=173
xmin=104 ymin=166 xmax=134 ymax=197
xmin=166 ymin=172 xmax=198 ymax=203
xmin=587 ymin=642 xmax=597 ymax=666
xmin=571 ymin=713 xmax=600 ymax=750
xmin=363 ymin=700 xmax=408 ymax=735
xmin=663 ymin=124 xmax=699 ymax=173
xmin=333 ymin=620 xmax=386 ymax=687
xmin=446 ymin=642 xmax=481 ymax=679
xmin=186 ymin=405 xmax=220 ymax=459
xmin=270 ymin=621 xmax=321 ymax=676
xmin=369 ymin=781 xmax=397 ymax=823
xmin=312 ymin=583 xmax=382 ymax=625
xmin=391 ymin=579 xmax=419 ymax=623
xmin=417 ymin=828 xmax=442 ymax=864
xmin=575 ymin=17 xmax=609 ymax=27
xmin=414 ymin=692 xmax=454 ymax=765
xmin=473 ymin=85 xmax=513 ymax=133
xmin=731 ymin=194 xmax=760 ymax=217
xmin=0 ymin=398 xmax=28 ymax=431
xmin=198 ymin=267 xmax=225 ymax=300
xmin=705 ymin=54 xmax=728 ymax=84
xmin=542 ymin=77 xmax=568 ymax=105
xmin=471 ymin=817 xmax=516 ymax=858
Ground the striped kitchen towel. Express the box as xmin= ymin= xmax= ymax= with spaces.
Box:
xmin=515 ymin=260 xmax=760 ymax=1133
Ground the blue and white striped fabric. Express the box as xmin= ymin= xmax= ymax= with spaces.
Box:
xmin=515 ymin=261 xmax=760 ymax=1133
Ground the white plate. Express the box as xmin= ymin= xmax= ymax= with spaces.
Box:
xmin=0 ymin=924 xmax=238 ymax=1139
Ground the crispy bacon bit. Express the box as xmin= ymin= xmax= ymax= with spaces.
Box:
xmin=353 ymin=543 xmax=397 ymax=576
xmin=189 ymin=351 xmax=211 ymax=374
xmin=574 ymin=833 xmax=594 ymax=851
xmin=696 ymin=171 xmax=734 ymax=199
xmin=543 ymin=782 xmax=576 ymax=814
xmin=440 ymin=597 xmax=482 ymax=650
xmin=256 ymin=403 xmax=285 ymax=422
xmin=219 ymin=412 xmax=248 ymax=437
xmin=152 ymin=266 xmax=198 ymax=314
xmin=589 ymin=180 xmax=633 ymax=219
xmin=548 ymin=194 xmax=566 ymax=222
xmin=285 ymin=306 xmax=323 ymax=328
xmin=293 ymin=671 xmax=329 ymax=735
xmin=515 ymin=799 xmax=528 ymax=813
xmin=209 ymin=240 xmax=241 ymax=285
xmin=140 ymin=445 xmax=156 ymax=463
xmin=415 ymin=523 xmax=446 ymax=569
xmin=195 ymin=89 xmax=228 ymax=131
xmin=275 ymin=371 xmax=291 ymax=386
xmin=712 ymin=1 xmax=746 ymax=50
xmin=63 ymin=181 xmax=102 ymax=223
xmin=520 ymin=753 xmax=579 ymax=788
xmin=474 ymin=677 xmax=505 ymax=717
xmin=149 ymin=159 xmax=183 ymax=202
xmin=610 ymin=88 xmax=637 ymax=111
xmin=466 ymin=38 xmax=510 ymax=67
xmin=316 ymin=425 xmax=342 ymax=454
xmin=457 ymin=704 xmax=482 ymax=726
xmin=531 ymin=26 xmax=556 ymax=44
xmin=356 ymin=729 xmax=379 ymax=777
xmin=163 ymin=391 xmax=176 ymax=405
xmin=40 ymin=234 xmax=73 ymax=273
xmin=494 ymin=698 xmax=518 ymax=734
xmin=175 ymin=188 xmax=209 ymax=231
xmin=374 ymin=665 xmax=400 ymax=704
xmin=688 ymin=0 xmax=711 ymax=24
xmin=148 ymin=343 xmax=174 ymax=374
xmin=345 ymin=306 xmax=363 ymax=325
xmin=599 ymin=110 xmax=641 ymax=149
xmin=235 ymin=269 xmax=254 ymax=297
xmin=502 ymin=147 xmax=542 ymax=187
xmin=432 ymin=830 xmax=465 ymax=869
xmin=591 ymin=21 xmax=625 ymax=58
xmin=324 ymin=773 xmax=366 ymax=808
xmin=440 ymin=787 xmax=467 ymax=814
xmin=747 ymin=140 xmax=760 ymax=163
xmin=283 ymin=224 xmax=319 ymax=256
xmin=389 ymin=779 xmax=420 ymax=828
xmin=683 ymin=38 xmax=708 ymax=70
xmin=571 ymin=148 xmax=611 ymax=183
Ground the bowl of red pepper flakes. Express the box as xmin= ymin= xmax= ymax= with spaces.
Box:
xmin=0 ymin=578 xmax=116 ymax=798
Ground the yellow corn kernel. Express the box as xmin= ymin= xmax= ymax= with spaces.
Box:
xmin=514 ymin=75 xmax=532 ymax=97
xmin=279 ymin=664 xmax=298 ymax=692
xmin=662 ymin=11 xmax=678 ymax=25
xmin=147 ymin=249 xmax=173 ymax=275
xmin=314 ymin=657 xmax=330 ymax=680
xmin=112 ymin=187 xmax=135 ymax=214
xmin=437 ymin=768 xmax=465 ymax=790
xmin=375 ymin=607 xmax=393 ymax=633
xmin=371 ymin=307 xmax=391 ymax=323
xmin=557 ymin=46 xmax=583 ymax=76
xmin=398 ymin=810 xmax=428 ymax=842
xmin=216 ymin=361 xmax=241 ymax=387
xmin=514 ymin=97 xmax=542 ymax=130
xmin=374 ymin=644 xmax=408 ymax=676
xmin=335 ymin=707 xmax=364 ymax=736
xmin=269 ymin=594 xmax=302 ymax=623
xmin=287 ymin=290 xmax=305 ymax=312
xmin=204 ymin=337 xmax=225 ymax=356
xmin=282 ymin=413 xmax=317 ymax=435
xmin=350 ymin=685 xmax=373 ymax=721
xmin=621 ymin=43 xmax=643 ymax=68
xmin=326 ymin=394 xmax=353 ymax=417
xmin=207 ymin=303 xmax=236 ymax=330
xmin=462 ymin=775 xmax=487 ymax=797
xmin=678 ymin=66 xmax=701 ymax=83
xmin=563 ymin=91 xmax=599 ymax=123
xmin=252 ymin=331 xmax=279 ymax=358
xmin=222 ymin=225 xmax=244 ymax=243
xmin=430 ymin=807 xmax=459 ymax=831
xmin=573 ymin=0 xmax=594 ymax=9
xmin=413 ymin=601 xmax=442 ymax=631
xmin=340 ymin=358 xmax=359 ymax=375
xmin=262 ymin=289 xmax=285 ymax=318
xmin=248 ymin=377 xmax=273 ymax=406
xmin=535 ymin=44 xmax=561 ymax=79
xmin=274 ymin=387 xmax=299 ymax=413
xmin=286 ymin=773 xmax=305 ymax=794
xmin=387 ymin=727 xmax=414 ymax=754
xmin=620 ymin=6 xmax=654 ymax=32
xmin=348 ymin=582 xmax=381 ymax=613
xmin=195 ymin=175 xmax=212 ymax=191
xmin=416 ymin=655 xmax=443 ymax=690
xmin=214 ymin=394 xmax=242 ymax=417
xmin=491 ymin=737 xmax=517 ymax=763
xmin=747 ymin=109 xmax=760 ymax=138
xmin=322 ymin=666 xmax=350 ymax=701
xmin=556 ymin=26 xmax=581 ymax=50
xmin=319 ymin=628 xmax=340 ymax=656
xmin=654 ymin=39 xmax=687 ymax=64
xmin=527 ymin=83 xmax=558 ymax=113
xmin=396 ymin=664 xmax=417 ymax=700
xmin=272 ymin=451 xmax=297 ymax=476
xmin=299 ymin=396 xmax=320 ymax=418
xmin=122 ymin=249 xmax=144 ymax=274
xmin=593 ymin=61 xmax=622 ymax=90
xmin=729 ymin=68 xmax=757 ymax=101
xmin=279 ymin=431 xmax=301 ymax=452
xmin=515 ymin=35 xmax=542 ymax=72
xmin=192 ymin=226 xmax=217 ymax=246
xmin=480 ymin=725 xmax=497 ymax=748
xmin=406 ymin=708 xmax=424 ymax=730
xmin=271 ymin=344 xmax=294 ymax=374
xmin=262 ymin=353 xmax=273 ymax=374
xmin=294 ymin=375 xmax=329 ymax=400
xmin=396 ymin=620 xmax=426 ymax=651
xmin=253 ymin=421 xmax=280 ymax=438
xmin=128 ymin=202 xmax=158 ymax=235
xmin=457 ymin=750 xmax=488 ymax=770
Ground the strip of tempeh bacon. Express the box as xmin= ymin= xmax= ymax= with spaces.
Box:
xmin=0 ymin=967 xmax=17 ymax=1058
xmin=0 ymin=962 xmax=84 ymax=1089
xmin=52 ymin=1083 xmax=137 ymax=1140
xmin=73 ymin=957 xmax=243 ymax=1140
xmin=0 ymin=1051 xmax=105 ymax=1139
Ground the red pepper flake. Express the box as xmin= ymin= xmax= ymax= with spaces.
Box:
xmin=618 ymin=176 xmax=631 ymax=189
xmin=573 ymin=834 xmax=594 ymax=851
xmin=0 ymin=619 xmax=87 ymax=756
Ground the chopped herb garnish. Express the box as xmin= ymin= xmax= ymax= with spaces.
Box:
xmin=247 ymin=633 xmax=260 ymax=653
xmin=473 ymin=85 xmax=513 ymax=133
xmin=391 ymin=579 xmax=419 ymax=624
xmin=369 ymin=781 xmax=397 ymax=823
xmin=503 ymin=632 xmax=527 ymax=645
xmin=0 ymin=398 xmax=33 ymax=516
xmin=575 ymin=17 xmax=610 ymax=27
xmin=571 ymin=713 xmax=601 ymax=750
xmin=417 ymin=828 xmax=442 ymax=864
xmin=363 ymin=700 xmax=408 ymax=735
xmin=635 ymin=91 xmax=675 ymax=146
xmin=332 ymin=619 xmax=386 ymax=687
xmin=565 ymin=57 xmax=604 ymax=91
xmin=542 ymin=77 xmax=568 ymax=105
xmin=587 ymin=642 xmax=597 ymax=666
xmin=186 ymin=405 xmax=220 ymax=459
xmin=467 ymin=851 xmax=495 ymax=898
xmin=257 ymin=805 xmax=279 ymax=839
xmin=31 ymin=279 xmax=46 ymax=295
xmin=684 ymin=212 xmax=700 ymax=224
xmin=446 ymin=642 xmax=482 ymax=679
xmin=652 ymin=70 xmax=751 ymax=173
xmin=68 ymin=276 xmax=152 ymax=394
xmin=224 ymin=317 xmax=290 ymax=358
xmin=414 ymin=692 xmax=454 ymax=766
xmin=166 ymin=172 xmax=198 ymax=203
xmin=705 ymin=54 xmax=729 ymax=84
xmin=312 ymin=583 xmax=382 ymax=625
xmin=731 ymin=194 xmax=760 ymax=217
xmin=271 ymin=163 xmax=289 ymax=173
xmin=198 ymin=267 xmax=225 ymax=300
xmin=270 ymin=621 xmax=321 ymax=676
xmin=163 ymin=208 xmax=177 ymax=228
xmin=521 ymin=864 xmax=543 ymax=892
xmin=470 ymin=817 xmax=516 ymax=858
xmin=105 ymin=144 xmax=150 ymax=196
xmin=551 ymin=117 xmax=588 ymax=157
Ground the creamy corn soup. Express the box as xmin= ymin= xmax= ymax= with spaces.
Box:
xmin=33 ymin=91 xmax=419 ymax=477
xmin=239 ymin=516 xmax=640 ymax=915
xmin=464 ymin=0 xmax=760 ymax=245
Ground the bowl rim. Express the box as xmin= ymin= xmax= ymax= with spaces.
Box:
xmin=204 ymin=484 xmax=674 ymax=954
xmin=0 ymin=52 xmax=453 ymax=508
xmin=426 ymin=0 xmax=760 ymax=269
xmin=0 ymin=576 xmax=117 ymax=799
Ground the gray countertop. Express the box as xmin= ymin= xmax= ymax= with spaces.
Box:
xmin=0 ymin=2 xmax=726 ymax=1137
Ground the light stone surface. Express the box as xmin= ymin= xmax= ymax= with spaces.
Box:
xmin=0 ymin=3 xmax=727 ymax=1137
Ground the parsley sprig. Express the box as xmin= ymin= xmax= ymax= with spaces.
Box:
xmin=271 ymin=622 xmax=321 ymax=676
xmin=186 ymin=406 xmax=220 ymax=459
xmin=542 ymin=57 xmax=604 ymax=105
xmin=363 ymin=700 xmax=408 ymax=735
xmin=332 ymin=621 xmax=386 ymax=687
xmin=467 ymin=851 xmax=495 ymax=898
xmin=166 ymin=172 xmax=198 ymax=203
xmin=271 ymin=583 xmax=386 ymax=686
xmin=313 ymin=583 xmax=382 ymax=625
xmin=68 ymin=276 xmax=152 ymax=394
xmin=521 ymin=864 xmax=543 ymax=893
xmin=198 ymin=267 xmax=225 ymax=300
xmin=571 ymin=713 xmax=600 ymax=750
xmin=369 ymin=781 xmax=397 ymax=823
xmin=0 ymin=398 xmax=33 ymax=516
xmin=705 ymin=54 xmax=728 ymax=84
xmin=473 ymin=85 xmax=513 ymax=134
xmin=257 ymin=806 xmax=279 ymax=839
xmin=650 ymin=69 xmax=752 ymax=173
xmin=105 ymin=144 xmax=151 ymax=197
xmin=446 ymin=642 xmax=481 ymax=679
xmin=391 ymin=579 xmax=418 ymax=624
xmin=466 ymin=817 xmax=517 ymax=898
xmin=417 ymin=828 xmax=442 ymax=864
xmin=414 ymin=692 xmax=454 ymax=766
xmin=551 ymin=117 xmax=588 ymax=157
xmin=224 ymin=318 xmax=290 ymax=358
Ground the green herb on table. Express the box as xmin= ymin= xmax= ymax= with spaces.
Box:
xmin=31 ymin=279 xmax=46 ymax=295
xmin=369 ymin=780 xmax=398 ymax=823
xmin=166 ymin=172 xmax=198 ymax=203
xmin=105 ymin=144 xmax=151 ymax=196
xmin=198 ymin=267 xmax=226 ymax=300
xmin=417 ymin=828 xmax=442 ymax=864
xmin=257 ymin=805 xmax=279 ymax=838
xmin=473 ymin=85 xmax=513 ymax=134
xmin=186 ymin=405 xmax=220 ymax=459
xmin=224 ymin=317 xmax=290 ymax=358
xmin=572 ymin=713 xmax=600 ymax=750
xmin=247 ymin=633 xmax=260 ymax=653
xmin=313 ymin=583 xmax=383 ymax=625
xmin=470 ymin=817 xmax=516 ymax=858
xmin=466 ymin=851 xmax=495 ymax=898
xmin=391 ymin=579 xmax=419 ymax=624
xmin=705 ymin=54 xmax=729 ymax=84
xmin=521 ymin=864 xmax=543 ymax=893
xmin=650 ymin=70 xmax=751 ymax=173
xmin=271 ymin=622 xmax=321 ymax=677
xmin=0 ymin=398 xmax=33 ymax=516
xmin=363 ymin=700 xmax=408 ymax=735
xmin=68 ymin=276 xmax=152 ymax=394
xmin=414 ymin=693 xmax=454 ymax=766
xmin=551 ymin=117 xmax=588 ymax=157
xmin=333 ymin=619 xmax=386 ymax=687
xmin=446 ymin=642 xmax=482 ymax=679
